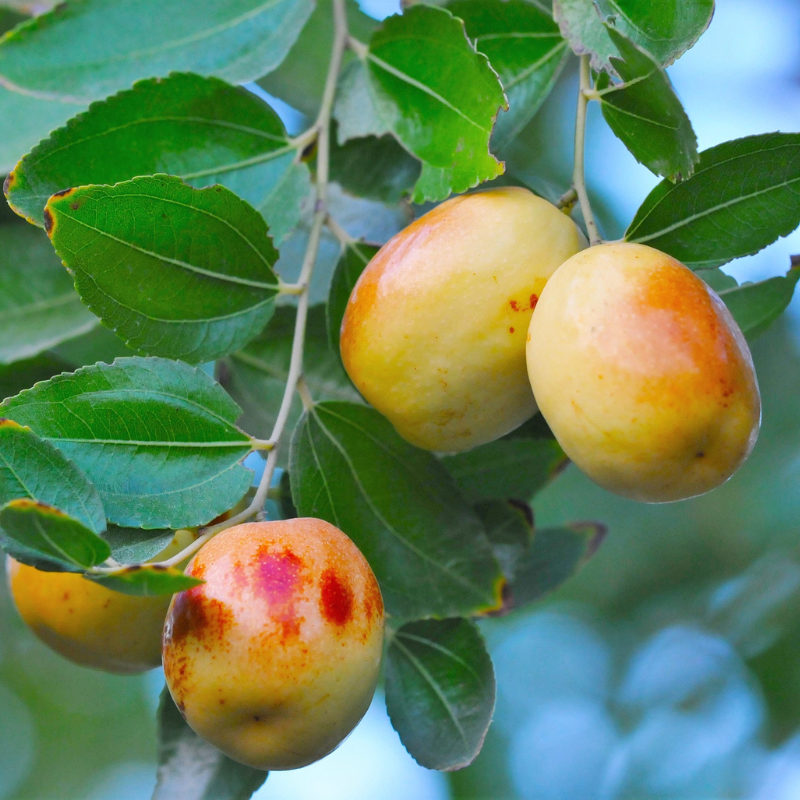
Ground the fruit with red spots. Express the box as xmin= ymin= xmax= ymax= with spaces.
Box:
xmin=526 ymin=242 xmax=761 ymax=502
xmin=5 ymin=529 xmax=195 ymax=673
xmin=162 ymin=518 xmax=384 ymax=770
xmin=340 ymin=186 xmax=586 ymax=452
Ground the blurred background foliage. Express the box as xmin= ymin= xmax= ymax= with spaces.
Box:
xmin=2 ymin=0 xmax=800 ymax=797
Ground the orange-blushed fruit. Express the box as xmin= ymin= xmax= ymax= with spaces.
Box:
xmin=340 ymin=186 xmax=586 ymax=452
xmin=5 ymin=530 xmax=195 ymax=673
xmin=526 ymin=242 xmax=761 ymax=502
xmin=162 ymin=518 xmax=384 ymax=771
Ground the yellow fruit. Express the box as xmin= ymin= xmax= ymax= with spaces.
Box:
xmin=162 ymin=519 xmax=384 ymax=771
xmin=526 ymin=242 xmax=761 ymax=502
xmin=5 ymin=528 xmax=195 ymax=674
xmin=340 ymin=187 xmax=586 ymax=452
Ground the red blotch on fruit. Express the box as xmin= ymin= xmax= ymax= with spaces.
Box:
xmin=529 ymin=294 xmax=538 ymax=310
xmin=319 ymin=569 xmax=354 ymax=627
xmin=254 ymin=548 xmax=307 ymax=642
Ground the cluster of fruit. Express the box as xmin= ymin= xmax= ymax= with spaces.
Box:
xmin=8 ymin=518 xmax=384 ymax=771
xmin=6 ymin=186 xmax=761 ymax=771
xmin=341 ymin=187 xmax=761 ymax=502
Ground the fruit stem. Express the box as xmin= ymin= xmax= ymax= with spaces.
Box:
xmin=573 ymin=55 xmax=602 ymax=246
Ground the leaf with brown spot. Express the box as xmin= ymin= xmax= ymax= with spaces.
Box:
xmin=89 ymin=565 xmax=202 ymax=596
xmin=0 ymin=498 xmax=109 ymax=571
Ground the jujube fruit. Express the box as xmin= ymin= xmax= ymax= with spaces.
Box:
xmin=5 ymin=529 xmax=194 ymax=673
xmin=162 ymin=518 xmax=384 ymax=771
xmin=340 ymin=186 xmax=586 ymax=452
xmin=526 ymin=242 xmax=761 ymax=502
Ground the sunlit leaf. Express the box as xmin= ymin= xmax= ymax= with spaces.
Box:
xmin=451 ymin=0 xmax=571 ymax=148
xmin=595 ymin=26 xmax=697 ymax=181
xmin=334 ymin=5 xmax=506 ymax=203
xmin=0 ymin=0 xmax=314 ymax=103
xmin=1 ymin=357 xmax=253 ymax=529
xmin=46 ymin=175 xmax=280 ymax=364
xmin=626 ymin=133 xmax=800 ymax=269
xmin=554 ymin=0 xmax=714 ymax=71
xmin=6 ymin=73 xmax=310 ymax=242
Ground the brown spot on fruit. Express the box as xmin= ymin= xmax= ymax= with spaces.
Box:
xmin=170 ymin=587 xmax=232 ymax=646
xmin=319 ymin=569 xmax=353 ymax=627
xmin=509 ymin=327 xmax=515 ymax=334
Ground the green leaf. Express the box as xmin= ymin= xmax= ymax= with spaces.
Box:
xmin=258 ymin=0 xmax=378 ymax=117
xmin=626 ymin=133 xmax=800 ymax=270
xmin=5 ymin=73 xmax=310 ymax=243
xmin=45 ymin=175 xmax=281 ymax=364
xmin=89 ymin=565 xmax=202 ymax=596
xmin=475 ymin=499 xmax=533 ymax=581
xmin=605 ymin=0 xmax=714 ymax=66
xmin=510 ymin=522 xmax=606 ymax=609
xmin=289 ymin=401 xmax=503 ymax=621
xmin=155 ymin=688 xmax=268 ymax=799
xmin=0 ymin=95 xmax=87 ymax=178
xmin=0 ymin=418 xmax=105 ymax=533
xmin=595 ymin=26 xmax=698 ymax=181
xmin=330 ymin=131 xmax=421 ymax=204
xmin=554 ymin=0 xmax=713 ymax=71
xmin=717 ymin=261 xmax=800 ymax=341
xmin=0 ymin=7 xmax=26 ymax=35
xmin=0 ymin=498 xmax=110 ymax=571
xmin=441 ymin=438 xmax=567 ymax=503
xmin=0 ymin=222 xmax=96 ymax=365
xmin=102 ymin=526 xmax=176 ymax=564
xmin=222 ymin=305 xmax=360 ymax=465
xmin=1 ymin=357 xmax=253 ymax=529
xmin=450 ymin=0 xmax=571 ymax=148
xmin=385 ymin=617 xmax=495 ymax=771
xmin=326 ymin=241 xmax=380 ymax=356
xmin=0 ymin=0 xmax=314 ymax=103
xmin=335 ymin=5 xmax=506 ymax=203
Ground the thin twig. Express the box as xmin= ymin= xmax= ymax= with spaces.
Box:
xmin=574 ymin=56 xmax=602 ymax=246
xmin=325 ymin=214 xmax=356 ymax=247
xmin=93 ymin=0 xmax=352 ymax=575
